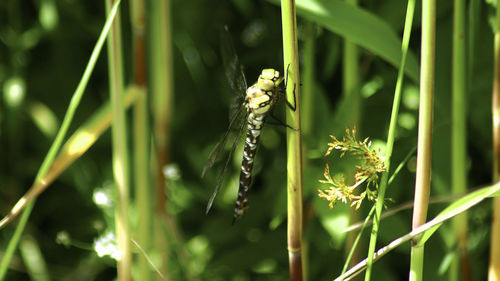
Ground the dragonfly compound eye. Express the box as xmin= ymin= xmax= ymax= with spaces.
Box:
xmin=260 ymin=69 xmax=275 ymax=78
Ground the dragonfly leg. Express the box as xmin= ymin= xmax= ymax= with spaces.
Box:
xmin=283 ymin=64 xmax=297 ymax=112
xmin=267 ymin=112 xmax=298 ymax=131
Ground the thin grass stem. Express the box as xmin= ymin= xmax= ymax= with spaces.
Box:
xmin=0 ymin=1 xmax=122 ymax=278
xmin=363 ymin=0 xmax=416 ymax=279
xmin=342 ymin=206 xmax=375 ymax=276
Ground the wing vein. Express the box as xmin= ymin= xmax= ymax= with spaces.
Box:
xmin=201 ymin=103 xmax=246 ymax=177
xmin=205 ymin=117 xmax=247 ymax=214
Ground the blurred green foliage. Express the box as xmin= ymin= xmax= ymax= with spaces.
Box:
xmin=0 ymin=0 xmax=496 ymax=280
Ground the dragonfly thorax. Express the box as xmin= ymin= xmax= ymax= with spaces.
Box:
xmin=245 ymin=69 xmax=283 ymax=115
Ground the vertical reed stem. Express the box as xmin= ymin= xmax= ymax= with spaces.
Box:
xmin=451 ymin=0 xmax=471 ymax=279
xmin=105 ymin=0 xmax=131 ymax=279
xmin=129 ymin=0 xmax=153 ymax=279
xmin=281 ymin=1 xmax=304 ymax=280
xmin=409 ymin=0 xmax=435 ymax=279
xmin=149 ymin=0 xmax=175 ymax=277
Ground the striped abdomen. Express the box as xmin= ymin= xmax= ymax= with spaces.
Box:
xmin=233 ymin=113 xmax=266 ymax=219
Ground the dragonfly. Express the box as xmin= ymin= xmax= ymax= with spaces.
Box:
xmin=202 ymin=26 xmax=296 ymax=222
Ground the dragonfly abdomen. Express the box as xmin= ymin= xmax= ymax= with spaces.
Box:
xmin=234 ymin=114 xmax=266 ymax=219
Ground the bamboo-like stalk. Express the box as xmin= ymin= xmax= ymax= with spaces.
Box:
xmin=0 ymin=1 xmax=123 ymax=279
xmin=409 ymin=0 xmax=435 ymax=279
xmin=150 ymin=0 xmax=172 ymax=208
xmin=280 ymin=1 xmax=304 ymax=280
xmin=489 ymin=0 xmax=500 ymax=279
xmin=451 ymin=0 xmax=471 ymax=280
xmin=149 ymin=0 xmax=176 ymax=278
xmin=133 ymin=92 xmax=152 ymax=278
xmin=364 ymin=0 xmax=416 ymax=279
xmin=105 ymin=1 xmax=131 ymax=280
xmin=130 ymin=0 xmax=147 ymax=87
xmin=129 ymin=0 xmax=153 ymax=279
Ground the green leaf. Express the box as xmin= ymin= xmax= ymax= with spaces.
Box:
xmin=417 ymin=182 xmax=500 ymax=246
xmin=268 ymin=0 xmax=420 ymax=82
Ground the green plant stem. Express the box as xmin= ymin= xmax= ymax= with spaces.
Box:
xmin=342 ymin=206 xmax=375 ymax=275
xmin=364 ymin=0 xmax=415 ymax=279
xmin=0 ymin=1 xmax=122 ymax=279
xmin=129 ymin=0 xmax=153 ymax=279
xmin=451 ymin=0 xmax=471 ymax=280
xmin=150 ymin=0 xmax=173 ymax=210
xmin=19 ymin=234 xmax=50 ymax=281
xmin=489 ymin=0 xmax=500 ymax=278
xmin=409 ymin=244 xmax=425 ymax=280
xmin=130 ymin=0 xmax=146 ymax=87
xmin=409 ymin=0 xmax=435 ymax=279
xmin=281 ymin=1 xmax=304 ymax=280
xmin=105 ymin=0 xmax=131 ymax=280
xmin=133 ymin=92 xmax=152 ymax=279
xmin=149 ymin=0 xmax=182 ymax=279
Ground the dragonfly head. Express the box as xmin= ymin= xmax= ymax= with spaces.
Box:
xmin=257 ymin=69 xmax=283 ymax=91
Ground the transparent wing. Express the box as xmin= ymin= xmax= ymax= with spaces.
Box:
xmin=202 ymin=103 xmax=246 ymax=178
xmin=205 ymin=113 xmax=247 ymax=214
xmin=220 ymin=26 xmax=247 ymax=97
xmin=203 ymin=26 xmax=249 ymax=214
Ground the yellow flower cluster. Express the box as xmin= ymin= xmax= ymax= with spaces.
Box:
xmin=318 ymin=127 xmax=386 ymax=209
